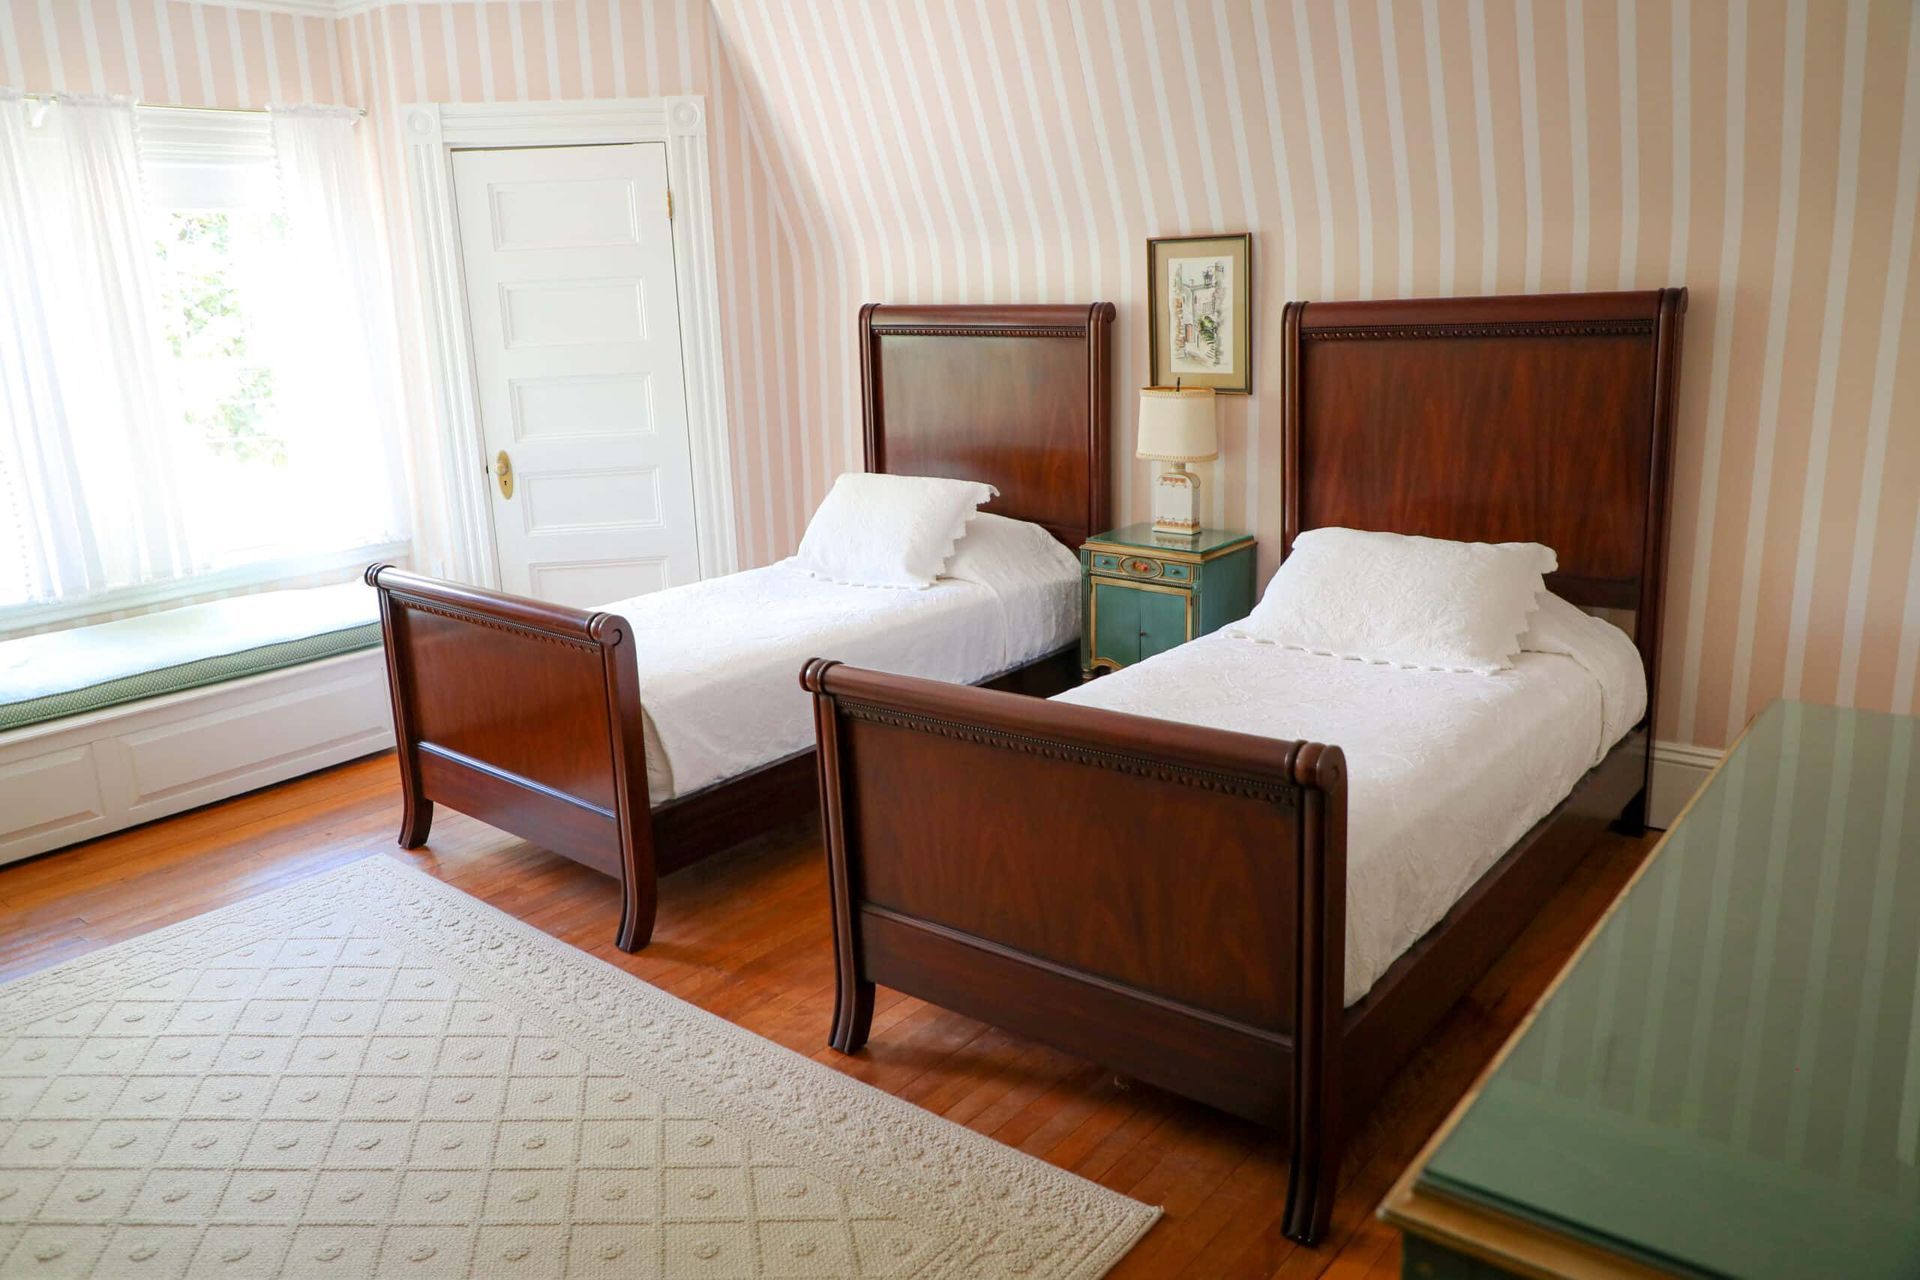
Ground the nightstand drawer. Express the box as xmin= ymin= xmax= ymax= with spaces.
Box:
xmin=1090 ymin=553 xmax=1191 ymax=582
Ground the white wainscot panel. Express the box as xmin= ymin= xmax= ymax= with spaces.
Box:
xmin=119 ymin=667 xmax=390 ymax=811
xmin=501 ymin=280 xmax=645 ymax=347
xmin=0 ymin=745 xmax=108 ymax=847
xmin=530 ymin=559 xmax=669 ymax=605
xmin=511 ymin=373 xmax=655 ymax=440
xmin=490 ymin=177 xmax=640 ymax=250
xmin=0 ymin=651 xmax=393 ymax=866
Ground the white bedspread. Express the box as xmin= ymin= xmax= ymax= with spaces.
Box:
xmin=608 ymin=551 xmax=1079 ymax=804
xmin=1054 ymin=613 xmax=1645 ymax=1005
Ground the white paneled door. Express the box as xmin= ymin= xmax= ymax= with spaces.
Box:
xmin=452 ymin=143 xmax=700 ymax=605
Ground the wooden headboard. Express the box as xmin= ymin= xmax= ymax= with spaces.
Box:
xmin=861 ymin=303 xmax=1115 ymax=549
xmin=1282 ymin=288 xmax=1686 ymax=728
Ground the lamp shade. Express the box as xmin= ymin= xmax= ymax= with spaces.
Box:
xmin=1135 ymin=387 xmax=1219 ymax=462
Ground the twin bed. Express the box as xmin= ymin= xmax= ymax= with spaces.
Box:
xmin=369 ymin=288 xmax=1685 ymax=1248
xmin=366 ymin=302 xmax=1114 ymax=950
xmin=804 ymin=288 xmax=1685 ymax=1244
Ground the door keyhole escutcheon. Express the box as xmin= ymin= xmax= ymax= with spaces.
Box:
xmin=495 ymin=450 xmax=514 ymax=500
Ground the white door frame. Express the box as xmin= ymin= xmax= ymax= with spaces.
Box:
xmin=401 ymin=96 xmax=738 ymax=588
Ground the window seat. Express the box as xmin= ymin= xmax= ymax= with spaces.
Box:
xmin=0 ymin=582 xmax=379 ymax=731
xmin=0 ymin=581 xmax=392 ymax=865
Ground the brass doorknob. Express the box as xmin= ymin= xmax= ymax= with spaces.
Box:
xmin=494 ymin=450 xmax=514 ymax=500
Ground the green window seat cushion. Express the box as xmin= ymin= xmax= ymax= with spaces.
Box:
xmin=0 ymin=582 xmax=382 ymax=733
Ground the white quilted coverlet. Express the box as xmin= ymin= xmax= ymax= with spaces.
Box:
xmin=1055 ymin=612 xmax=1645 ymax=1005
xmin=605 ymin=549 xmax=1079 ymax=804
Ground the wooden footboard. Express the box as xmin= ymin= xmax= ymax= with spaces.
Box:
xmin=802 ymin=660 xmax=1349 ymax=1244
xmin=365 ymin=564 xmax=658 ymax=949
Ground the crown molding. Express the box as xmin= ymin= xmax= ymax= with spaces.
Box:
xmin=192 ymin=0 xmax=554 ymax=19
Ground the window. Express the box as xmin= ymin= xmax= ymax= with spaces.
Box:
xmin=144 ymin=113 xmax=331 ymax=573
xmin=0 ymin=98 xmax=406 ymax=627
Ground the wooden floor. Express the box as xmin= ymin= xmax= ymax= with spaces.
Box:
xmin=0 ymin=753 xmax=1656 ymax=1279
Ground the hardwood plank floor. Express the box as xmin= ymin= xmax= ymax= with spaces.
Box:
xmin=0 ymin=754 xmax=1656 ymax=1278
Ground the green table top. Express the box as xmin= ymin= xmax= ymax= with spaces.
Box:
xmin=1084 ymin=523 xmax=1253 ymax=556
xmin=1420 ymin=700 xmax=1920 ymax=1279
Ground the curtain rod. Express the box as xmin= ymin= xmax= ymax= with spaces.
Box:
xmin=143 ymin=103 xmax=366 ymax=118
xmin=9 ymin=94 xmax=364 ymax=119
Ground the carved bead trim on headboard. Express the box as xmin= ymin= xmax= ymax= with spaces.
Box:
xmin=865 ymin=325 xmax=1090 ymax=338
xmin=389 ymin=595 xmax=602 ymax=652
xmin=1303 ymin=320 xmax=1656 ymax=342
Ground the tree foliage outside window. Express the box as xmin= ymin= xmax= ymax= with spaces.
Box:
xmin=153 ymin=210 xmax=288 ymax=468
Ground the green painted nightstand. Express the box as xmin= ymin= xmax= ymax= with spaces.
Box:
xmin=1079 ymin=523 xmax=1256 ymax=678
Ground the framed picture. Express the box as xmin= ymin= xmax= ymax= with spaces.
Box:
xmin=1147 ymin=233 xmax=1253 ymax=394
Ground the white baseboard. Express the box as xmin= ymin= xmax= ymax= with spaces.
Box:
xmin=0 ymin=650 xmax=394 ymax=867
xmin=1648 ymin=739 xmax=1724 ymax=830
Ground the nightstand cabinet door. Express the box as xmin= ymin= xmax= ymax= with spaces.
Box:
xmin=1089 ymin=581 xmax=1192 ymax=672
xmin=1135 ymin=587 xmax=1189 ymax=660
xmin=1090 ymin=579 xmax=1142 ymax=669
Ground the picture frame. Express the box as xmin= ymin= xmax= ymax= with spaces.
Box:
xmin=1147 ymin=232 xmax=1253 ymax=394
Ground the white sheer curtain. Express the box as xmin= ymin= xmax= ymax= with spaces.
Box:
xmin=263 ymin=106 xmax=408 ymax=557
xmin=0 ymin=93 xmax=199 ymax=605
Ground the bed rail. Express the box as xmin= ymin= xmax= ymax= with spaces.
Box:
xmin=801 ymin=659 xmax=1348 ymax=1243
xmin=365 ymin=564 xmax=657 ymax=949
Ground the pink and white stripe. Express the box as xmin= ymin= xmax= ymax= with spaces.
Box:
xmin=3 ymin=0 xmax=1918 ymax=751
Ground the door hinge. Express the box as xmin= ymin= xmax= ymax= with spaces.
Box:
xmin=666 ymin=188 xmax=673 ymax=220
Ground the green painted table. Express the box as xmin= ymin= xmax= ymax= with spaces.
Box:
xmin=1384 ymin=700 xmax=1920 ymax=1279
xmin=1078 ymin=523 xmax=1255 ymax=678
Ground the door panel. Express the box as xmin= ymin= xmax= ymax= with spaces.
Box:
xmin=453 ymin=143 xmax=699 ymax=606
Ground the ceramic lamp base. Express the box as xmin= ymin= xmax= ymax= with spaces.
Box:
xmin=1152 ymin=462 xmax=1202 ymax=536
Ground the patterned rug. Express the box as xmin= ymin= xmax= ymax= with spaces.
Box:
xmin=0 ymin=858 xmax=1157 ymax=1278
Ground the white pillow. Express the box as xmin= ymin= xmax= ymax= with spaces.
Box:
xmin=1230 ymin=527 xmax=1557 ymax=673
xmin=1522 ymin=590 xmax=1618 ymax=655
xmin=942 ymin=512 xmax=1079 ymax=589
xmin=794 ymin=472 xmax=998 ymax=589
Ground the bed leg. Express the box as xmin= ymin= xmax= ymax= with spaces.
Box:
xmin=1611 ymin=787 xmax=1649 ymax=838
xmin=614 ymin=868 xmax=657 ymax=953
xmin=1285 ymin=757 xmax=1344 ymax=1247
xmin=397 ymin=795 xmax=433 ymax=849
xmin=829 ymin=978 xmax=875 ymax=1054
xmin=1281 ymin=1136 xmax=1337 ymax=1245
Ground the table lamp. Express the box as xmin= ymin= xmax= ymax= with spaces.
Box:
xmin=1136 ymin=385 xmax=1218 ymax=535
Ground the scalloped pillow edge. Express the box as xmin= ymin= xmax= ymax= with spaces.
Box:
xmin=1228 ymin=529 xmax=1555 ymax=673
xmin=1226 ymin=587 xmax=1549 ymax=675
xmin=795 ymin=504 xmax=990 ymax=591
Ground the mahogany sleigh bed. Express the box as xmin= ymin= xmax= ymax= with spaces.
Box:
xmin=801 ymin=289 xmax=1686 ymax=1245
xmin=367 ymin=302 xmax=1115 ymax=952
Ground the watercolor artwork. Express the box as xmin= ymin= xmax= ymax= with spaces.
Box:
xmin=1168 ymin=255 xmax=1233 ymax=375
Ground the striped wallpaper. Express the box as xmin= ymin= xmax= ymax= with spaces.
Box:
xmin=3 ymin=0 xmax=1918 ymax=754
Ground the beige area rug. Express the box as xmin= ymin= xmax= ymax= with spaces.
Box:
xmin=0 ymin=859 xmax=1157 ymax=1279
